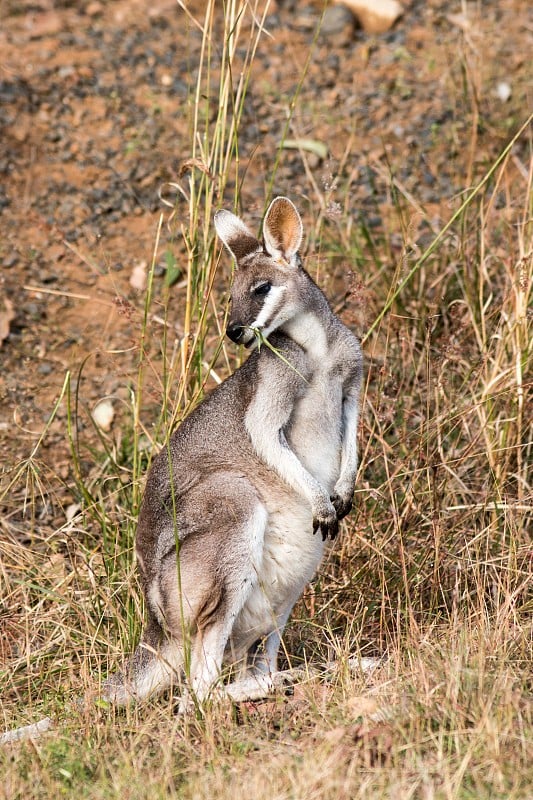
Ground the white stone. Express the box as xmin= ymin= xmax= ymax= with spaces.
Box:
xmin=92 ymin=399 xmax=115 ymax=432
xmin=337 ymin=0 xmax=403 ymax=34
xmin=496 ymin=82 xmax=512 ymax=102
xmin=129 ymin=260 xmax=147 ymax=291
xmin=66 ymin=503 xmax=81 ymax=523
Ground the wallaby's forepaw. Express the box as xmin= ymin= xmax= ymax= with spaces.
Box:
xmin=330 ymin=491 xmax=353 ymax=521
xmin=312 ymin=502 xmax=339 ymax=541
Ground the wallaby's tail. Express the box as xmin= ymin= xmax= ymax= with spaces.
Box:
xmin=0 ymin=716 xmax=53 ymax=745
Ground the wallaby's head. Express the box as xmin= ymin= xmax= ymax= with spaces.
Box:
xmin=214 ymin=197 xmax=306 ymax=347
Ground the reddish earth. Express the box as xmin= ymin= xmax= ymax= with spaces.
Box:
xmin=1 ymin=0 xmax=531 ymax=525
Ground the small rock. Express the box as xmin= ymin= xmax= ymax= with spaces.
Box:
xmin=265 ymin=13 xmax=280 ymax=28
xmin=0 ymin=298 xmax=15 ymax=346
xmin=28 ymin=12 xmax=64 ymax=39
xmin=3 ymin=254 xmax=19 ymax=268
xmin=92 ymin=399 xmax=115 ymax=432
xmin=293 ymin=6 xmax=317 ymax=31
xmin=24 ymin=303 xmax=41 ymax=319
xmin=337 ymin=0 xmax=403 ymax=34
xmin=13 ymin=122 xmax=30 ymax=143
xmin=447 ymin=12 xmax=471 ymax=33
xmin=147 ymin=0 xmax=179 ymax=20
xmin=86 ymin=1 xmax=104 ymax=17
xmin=130 ymin=260 xmax=147 ymax=291
xmin=320 ymin=6 xmax=355 ymax=46
xmin=495 ymin=81 xmax=512 ymax=102
xmin=66 ymin=504 xmax=81 ymax=523
xmin=58 ymin=65 xmax=75 ymax=78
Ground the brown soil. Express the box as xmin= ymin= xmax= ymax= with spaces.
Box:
xmin=1 ymin=0 xmax=531 ymax=518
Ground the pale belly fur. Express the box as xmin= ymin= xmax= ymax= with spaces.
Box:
xmin=227 ymin=501 xmax=323 ymax=660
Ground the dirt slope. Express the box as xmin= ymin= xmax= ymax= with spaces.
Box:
xmin=1 ymin=0 xmax=531 ymax=512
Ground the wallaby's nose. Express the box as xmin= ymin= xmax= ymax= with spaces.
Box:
xmin=226 ymin=323 xmax=245 ymax=344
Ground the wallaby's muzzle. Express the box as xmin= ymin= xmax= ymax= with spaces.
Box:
xmin=226 ymin=323 xmax=246 ymax=344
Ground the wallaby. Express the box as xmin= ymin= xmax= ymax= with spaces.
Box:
xmin=103 ymin=196 xmax=363 ymax=709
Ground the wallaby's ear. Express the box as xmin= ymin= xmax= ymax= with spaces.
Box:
xmin=263 ymin=197 xmax=303 ymax=266
xmin=214 ymin=209 xmax=260 ymax=264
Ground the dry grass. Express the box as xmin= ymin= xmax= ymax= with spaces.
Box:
xmin=1 ymin=2 xmax=532 ymax=798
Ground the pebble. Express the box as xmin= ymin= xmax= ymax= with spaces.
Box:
xmin=92 ymin=399 xmax=115 ymax=432
xmin=86 ymin=1 xmax=104 ymax=17
xmin=339 ymin=0 xmax=403 ymax=34
xmin=495 ymin=81 xmax=512 ymax=102
xmin=24 ymin=303 xmax=41 ymax=319
xmin=3 ymin=254 xmax=18 ymax=268
xmin=265 ymin=13 xmax=280 ymax=28
xmin=320 ymin=6 xmax=355 ymax=46
xmin=293 ymin=6 xmax=317 ymax=31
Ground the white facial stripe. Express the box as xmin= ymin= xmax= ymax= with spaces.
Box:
xmin=251 ymin=285 xmax=286 ymax=331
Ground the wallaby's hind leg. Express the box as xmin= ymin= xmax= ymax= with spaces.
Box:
xmin=102 ymin=612 xmax=183 ymax=705
xmin=223 ymin=605 xmax=294 ymax=703
xmin=106 ymin=477 xmax=269 ymax=709
xmin=249 ymin=603 xmax=293 ymax=677
xmin=148 ymin=478 xmax=268 ymax=709
xmin=186 ymin=500 xmax=269 ymax=704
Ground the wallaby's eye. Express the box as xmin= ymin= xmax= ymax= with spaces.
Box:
xmin=253 ymin=281 xmax=272 ymax=297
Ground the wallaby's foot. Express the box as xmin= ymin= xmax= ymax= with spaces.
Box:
xmin=222 ymin=668 xmax=306 ymax=703
xmin=101 ymin=659 xmax=180 ymax=707
xmin=176 ymin=675 xmax=276 ymax=712
xmin=101 ymin=672 xmax=132 ymax=706
xmin=175 ymin=670 xmax=298 ymax=713
xmin=224 ymin=673 xmax=275 ymax=703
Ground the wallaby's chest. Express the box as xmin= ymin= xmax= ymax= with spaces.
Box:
xmin=288 ymin=361 xmax=345 ymax=491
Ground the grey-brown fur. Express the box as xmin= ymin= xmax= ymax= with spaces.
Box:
xmin=104 ymin=197 xmax=362 ymax=708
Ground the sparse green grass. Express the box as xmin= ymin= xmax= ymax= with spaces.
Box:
xmin=1 ymin=2 xmax=532 ymax=798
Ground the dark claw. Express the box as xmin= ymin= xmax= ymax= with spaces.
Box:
xmin=331 ymin=494 xmax=353 ymax=521
xmin=313 ymin=517 xmax=339 ymax=541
